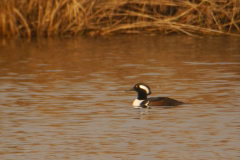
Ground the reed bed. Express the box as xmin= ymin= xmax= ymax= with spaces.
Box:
xmin=0 ymin=0 xmax=240 ymax=37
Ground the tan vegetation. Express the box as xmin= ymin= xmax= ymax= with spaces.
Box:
xmin=0 ymin=0 xmax=240 ymax=37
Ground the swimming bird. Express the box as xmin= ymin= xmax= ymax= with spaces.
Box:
xmin=126 ymin=83 xmax=183 ymax=108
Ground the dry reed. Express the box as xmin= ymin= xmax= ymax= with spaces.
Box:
xmin=0 ymin=0 xmax=240 ymax=37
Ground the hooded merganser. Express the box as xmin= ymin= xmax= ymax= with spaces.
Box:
xmin=126 ymin=83 xmax=183 ymax=108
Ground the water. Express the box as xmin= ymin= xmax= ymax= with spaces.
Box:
xmin=0 ymin=35 xmax=240 ymax=159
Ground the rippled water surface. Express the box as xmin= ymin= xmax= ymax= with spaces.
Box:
xmin=0 ymin=36 xmax=240 ymax=159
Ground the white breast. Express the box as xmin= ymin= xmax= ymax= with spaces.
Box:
xmin=132 ymin=99 xmax=144 ymax=108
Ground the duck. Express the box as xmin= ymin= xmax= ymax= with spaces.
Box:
xmin=126 ymin=83 xmax=183 ymax=108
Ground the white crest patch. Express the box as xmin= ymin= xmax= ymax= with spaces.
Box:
xmin=139 ymin=85 xmax=150 ymax=94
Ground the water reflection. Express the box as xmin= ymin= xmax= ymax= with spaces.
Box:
xmin=0 ymin=36 xmax=240 ymax=159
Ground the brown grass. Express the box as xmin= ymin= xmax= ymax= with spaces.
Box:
xmin=0 ymin=0 xmax=240 ymax=37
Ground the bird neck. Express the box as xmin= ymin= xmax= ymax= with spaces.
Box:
xmin=137 ymin=91 xmax=147 ymax=100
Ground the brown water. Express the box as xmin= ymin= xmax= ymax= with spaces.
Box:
xmin=0 ymin=35 xmax=240 ymax=160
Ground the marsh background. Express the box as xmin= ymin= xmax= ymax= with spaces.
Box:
xmin=0 ymin=0 xmax=240 ymax=37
